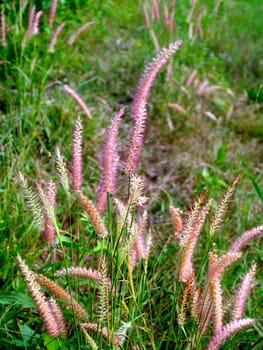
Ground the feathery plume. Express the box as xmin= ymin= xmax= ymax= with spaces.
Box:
xmin=31 ymin=11 xmax=43 ymax=36
xmin=97 ymin=256 xmax=109 ymax=327
xmin=35 ymin=272 xmax=88 ymax=321
xmin=167 ymin=102 xmax=186 ymax=114
xmin=131 ymin=40 xmax=182 ymax=121
xmin=208 ymin=252 xmax=242 ymax=333
xmin=68 ymin=21 xmax=94 ymax=45
xmin=64 ymin=84 xmax=92 ymax=119
xmin=78 ymin=191 xmax=108 ymax=238
xmin=180 ymin=191 xmax=207 ymax=247
xmin=209 ymin=175 xmax=240 ymax=237
xmin=48 ymin=297 xmax=67 ymax=337
xmin=170 ymin=205 xmax=183 ymax=241
xmin=186 ymin=69 xmax=197 ymax=86
xmin=125 ymin=40 xmax=182 ymax=174
xmin=178 ymin=272 xmax=195 ymax=325
xmin=208 ymin=251 xmax=242 ymax=283
xmin=1 ymin=9 xmax=7 ymax=46
xmin=125 ymin=105 xmax=147 ymax=175
xmin=152 ymin=0 xmax=160 ymax=20
xmin=22 ymin=4 xmax=35 ymax=47
xmin=18 ymin=172 xmax=43 ymax=230
xmin=191 ymin=286 xmax=201 ymax=319
xmin=114 ymin=198 xmax=132 ymax=235
xmin=37 ymin=182 xmax=57 ymax=244
xmin=210 ymin=277 xmax=224 ymax=333
xmin=48 ymin=21 xmax=66 ymax=53
xmin=150 ymin=29 xmax=160 ymax=51
xmin=130 ymin=211 xmax=148 ymax=270
xmin=229 ymin=225 xmax=263 ymax=253
xmin=48 ymin=0 xmax=58 ymax=27
xmin=55 ymin=266 xmax=102 ymax=282
xmin=55 ymin=145 xmax=70 ymax=194
xmin=143 ymin=3 xmax=150 ymax=28
xmin=71 ymin=117 xmax=83 ymax=191
xmin=198 ymin=287 xmax=213 ymax=335
xmin=26 ymin=4 xmax=35 ymax=38
xmin=128 ymin=175 xmax=147 ymax=208
xmin=97 ymin=108 xmax=124 ymax=212
xmin=231 ymin=264 xmax=256 ymax=321
xmin=179 ymin=198 xmax=212 ymax=283
xmin=42 ymin=181 xmax=56 ymax=244
xmin=206 ymin=318 xmax=254 ymax=350
xmin=17 ymin=255 xmax=60 ymax=337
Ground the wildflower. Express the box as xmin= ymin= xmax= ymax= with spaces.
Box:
xmin=64 ymin=84 xmax=92 ymax=119
xmin=125 ymin=40 xmax=182 ymax=174
xmin=78 ymin=191 xmax=108 ymax=238
xmin=97 ymin=108 xmax=124 ymax=212
xmin=71 ymin=117 xmax=83 ymax=191
xmin=229 ymin=225 xmax=263 ymax=253
xmin=48 ymin=0 xmax=58 ymax=27
xmin=206 ymin=318 xmax=255 ymax=350
xmin=17 ymin=255 xmax=60 ymax=337
xmin=68 ymin=22 xmax=94 ymax=45
xmin=48 ymin=22 xmax=66 ymax=53
xmin=35 ymin=272 xmax=88 ymax=321
xmin=231 ymin=264 xmax=256 ymax=321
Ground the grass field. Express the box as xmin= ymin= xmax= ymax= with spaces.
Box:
xmin=0 ymin=0 xmax=262 ymax=349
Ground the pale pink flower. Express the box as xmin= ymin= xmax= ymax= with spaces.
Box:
xmin=71 ymin=117 xmax=83 ymax=191
xmin=232 ymin=264 xmax=256 ymax=320
xmin=48 ymin=0 xmax=58 ymax=27
xmin=206 ymin=318 xmax=254 ymax=350
xmin=97 ymin=108 xmax=124 ymax=212
xmin=55 ymin=267 xmax=102 ymax=282
xmin=48 ymin=22 xmax=66 ymax=53
xmin=68 ymin=21 xmax=94 ymax=45
xmin=64 ymin=84 xmax=92 ymax=119
xmin=125 ymin=40 xmax=182 ymax=174
xmin=43 ymin=180 xmax=56 ymax=244
xmin=31 ymin=11 xmax=43 ymax=36
xmin=17 ymin=255 xmax=60 ymax=337
xmin=229 ymin=225 xmax=263 ymax=253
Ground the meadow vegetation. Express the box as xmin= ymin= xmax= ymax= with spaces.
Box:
xmin=0 ymin=0 xmax=262 ymax=349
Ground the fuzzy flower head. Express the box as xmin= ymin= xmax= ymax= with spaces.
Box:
xmin=125 ymin=40 xmax=182 ymax=175
xmin=71 ymin=117 xmax=83 ymax=191
xmin=17 ymin=255 xmax=60 ymax=337
xmin=97 ymin=108 xmax=124 ymax=212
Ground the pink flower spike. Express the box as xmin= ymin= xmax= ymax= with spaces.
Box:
xmin=125 ymin=40 xmax=182 ymax=175
xmin=229 ymin=225 xmax=263 ymax=253
xmin=232 ymin=264 xmax=256 ymax=321
xmin=71 ymin=117 xmax=83 ymax=191
xmin=48 ymin=0 xmax=58 ymax=27
xmin=125 ymin=105 xmax=147 ymax=175
xmin=17 ymin=255 xmax=60 ymax=337
xmin=43 ymin=181 xmax=56 ymax=244
xmin=97 ymin=108 xmax=124 ymax=212
xmin=206 ymin=318 xmax=254 ymax=350
xmin=31 ymin=11 xmax=43 ymax=36
xmin=64 ymin=84 xmax=92 ymax=119
xmin=131 ymin=40 xmax=182 ymax=121
xmin=48 ymin=22 xmax=66 ymax=53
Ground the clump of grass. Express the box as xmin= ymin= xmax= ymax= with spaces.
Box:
xmin=15 ymin=41 xmax=262 ymax=349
